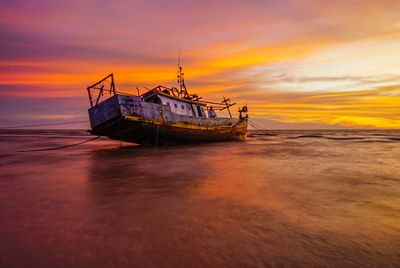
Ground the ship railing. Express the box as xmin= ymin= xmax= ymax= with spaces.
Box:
xmin=87 ymin=73 xmax=116 ymax=108
xmin=87 ymin=74 xmax=240 ymax=118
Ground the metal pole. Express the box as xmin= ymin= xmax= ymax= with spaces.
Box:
xmin=111 ymin=73 xmax=116 ymax=95
xmin=223 ymin=97 xmax=232 ymax=118
xmin=87 ymin=88 xmax=93 ymax=107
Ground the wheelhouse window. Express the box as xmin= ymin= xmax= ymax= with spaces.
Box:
xmin=190 ymin=105 xmax=195 ymax=116
xmin=146 ymin=95 xmax=162 ymax=104
xmin=196 ymin=106 xmax=203 ymax=117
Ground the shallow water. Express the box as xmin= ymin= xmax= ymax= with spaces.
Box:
xmin=0 ymin=129 xmax=399 ymax=267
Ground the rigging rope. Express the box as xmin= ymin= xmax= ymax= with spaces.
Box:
xmin=0 ymin=120 xmax=99 ymax=152
xmin=248 ymin=119 xmax=269 ymax=131
xmin=0 ymin=120 xmax=88 ymax=129
xmin=17 ymin=136 xmax=101 ymax=152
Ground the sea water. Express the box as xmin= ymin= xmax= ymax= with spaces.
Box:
xmin=0 ymin=129 xmax=399 ymax=267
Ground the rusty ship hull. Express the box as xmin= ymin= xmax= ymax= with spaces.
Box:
xmin=89 ymin=94 xmax=248 ymax=145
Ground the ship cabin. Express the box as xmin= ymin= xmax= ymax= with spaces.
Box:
xmin=142 ymin=87 xmax=208 ymax=118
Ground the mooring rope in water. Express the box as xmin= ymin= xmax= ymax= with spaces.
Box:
xmin=248 ymin=119 xmax=269 ymax=131
xmin=249 ymin=120 xmax=264 ymax=129
xmin=0 ymin=120 xmax=88 ymax=129
xmin=16 ymin=136 xmax=101 ymax=152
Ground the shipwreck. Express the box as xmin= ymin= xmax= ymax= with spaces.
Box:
xmin=86 ymin=65 xmax=248 ymax=145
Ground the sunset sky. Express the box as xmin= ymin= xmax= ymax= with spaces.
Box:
xmin=1 ymin=0 xmax=399 ymax=129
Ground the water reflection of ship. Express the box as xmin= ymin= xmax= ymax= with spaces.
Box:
xmin=87 ymin=145 xmax=215 ymax=195
xmin=86 ymin=65 xmax=248 ymax=145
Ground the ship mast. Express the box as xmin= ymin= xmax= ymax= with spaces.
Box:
xmin=177 ymin=53 xmax=189 ymax=98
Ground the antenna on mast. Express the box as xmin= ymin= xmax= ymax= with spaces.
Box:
xmin=177 ymin=51 xmax=181 ymax=70
xmin=177 ymin=51 xmax=182 ymax=89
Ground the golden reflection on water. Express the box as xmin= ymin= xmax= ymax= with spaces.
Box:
xmin=190 ymin=139 xmax=400 ymax=253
